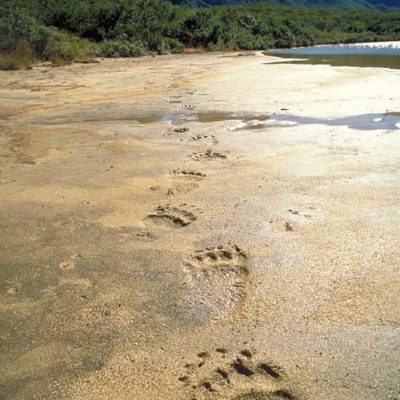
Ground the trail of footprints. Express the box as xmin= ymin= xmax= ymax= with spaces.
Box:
xmin=184 ymin=245 xmax=249 ymax=314
xmin=149 ymin=117 xmax=300 ymax=399
xmin=150 ymin=128 xmax=227 ymax=227
xmin=179 ymin=348 xmax=298 ymax=400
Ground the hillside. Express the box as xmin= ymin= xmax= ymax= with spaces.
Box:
xmin=171 ymin=0 xmax=400 ymax=11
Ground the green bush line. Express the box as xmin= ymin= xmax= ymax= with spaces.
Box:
xmin=1 ymin=0 xmax=400 ymax=69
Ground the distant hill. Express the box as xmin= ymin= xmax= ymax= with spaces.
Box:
xmin=171 ymin=0 xmax=400 ymax=11
xmin=367 ymin=0 xmax=400 ymax=10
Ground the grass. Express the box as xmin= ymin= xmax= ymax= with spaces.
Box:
xmin=0 ymin=43 xmax=35 ymax=70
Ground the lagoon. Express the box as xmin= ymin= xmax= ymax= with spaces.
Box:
xmin=266 ymin=41 xmax=400 ymax=69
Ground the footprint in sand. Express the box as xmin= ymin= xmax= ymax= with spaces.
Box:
xmin=59 ymin=254 xmax=82 ymax=271
xmin=166 ymin=182 xmax=200 ymax=195
xmin=173 ymin=127 xmax=189 ymax=133
xmin=184 ymin=245 xmax=249 ymax=315
xmin=189 ymin=134 xmax=218 ymax=145
xmin=179 ymin=348 xmax=298 ymax=400
xmin=190 ymin=149 xmax=228 ymax=161
xmin=172 ymin=169 xmax=207 ymax=180
xmin=148 ymin=204 xmax=202 ymax=227
xmin=136 ymin=231 xmax=156 ymax=241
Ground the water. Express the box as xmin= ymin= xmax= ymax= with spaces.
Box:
xmin=272 ymin=113 xmax=400 ymax=131
xmin=134 ymin=111 xmax=270 ymax=125
xmin=265 ymin=42 xmax=400 ymax=69
xmin=136 ymin=111 xmax=400 ymax=131
xmin=39 ymin=108 xmax=399 ymax=131
xmin=132 ymin=110 xmax=400 ymax=131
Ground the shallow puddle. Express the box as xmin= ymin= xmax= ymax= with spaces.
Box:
xmin=34 ymin=108 xmax=400 ymax=131
xmin=272 ymin=113 xmax=400 ymax=131
xmin=226 ymin=112 xmax=400 ymax=132
xmin=195 ymin=111 xmax=270 ymax=123
xmin=134 ymin=110 xmax=400 ymax=131
xmin=133 ymin=111 xmax=270 ymax=125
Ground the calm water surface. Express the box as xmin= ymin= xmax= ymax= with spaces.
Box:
xmin=135 ymin=111 xmax=400 ymax=131
xmin=265 ymin=42 xmax=400 ymax=69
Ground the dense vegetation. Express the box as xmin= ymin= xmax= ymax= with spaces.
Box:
xmin=1 ymin=0 xmax=400 ymax=70
xmin=173 ymin=0 xmax=400 ymax=12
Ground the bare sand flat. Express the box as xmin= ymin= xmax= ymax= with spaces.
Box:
xmin=0 ymin=52 xmax=399 ymax=400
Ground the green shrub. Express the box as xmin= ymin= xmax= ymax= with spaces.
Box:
xmin=166 ymin=38 xmax=185 ymax=54
xmin=44 ymin=40 xmax=83 ymax=63
xmin=0 ymin=6 xmax=48 ymax=54
xmin=99 ymin=40 xmax=147 ymax=57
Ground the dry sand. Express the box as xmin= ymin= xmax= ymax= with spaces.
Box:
xmin=0 ymin=52 xmax=399 ymax=400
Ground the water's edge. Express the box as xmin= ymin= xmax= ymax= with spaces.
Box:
xmin=265 ymin=41 xmax=400 ymax=69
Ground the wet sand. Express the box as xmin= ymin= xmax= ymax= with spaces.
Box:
xmin=0 ymin=52 xmax=399 ymax=400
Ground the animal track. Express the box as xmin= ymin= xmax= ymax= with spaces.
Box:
xmin=172 ymin=169 xmax=207 ymax=179
xmin=136 ymin=231 xmax=155 ymax=241
xmin=172 ymin=127 xmax=189 ymax=133
xmin=179 ymin=349 xmax=297 ymax=400
xmin=233 ymin=391 xmax=297 ymax=400
xmin=167 ymin=182 xmax=200 ymax=195
xmin=148 ymin=204 xmax=201 ymax=227
xmin=190 ymin=148 xmax=227 ymax=161
xmin=184 ymin=245 xmax=249 ymax=315
xmin=190 ymin=134 xmax=209 ymax=141
xmin=189 ymin=134 xmax=218 ymax=144
xmin=190 ymin=245 xmax=248 ymax=272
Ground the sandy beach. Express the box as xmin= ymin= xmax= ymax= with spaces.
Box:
xmin=0 ymin=52 xmax=399 ymax=400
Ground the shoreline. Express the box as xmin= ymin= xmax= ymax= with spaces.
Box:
xmin=271 ymin=40 xmax=400 ymax=50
